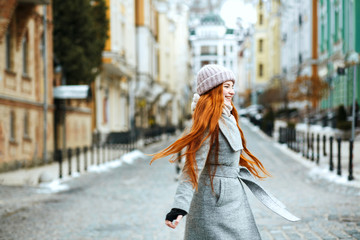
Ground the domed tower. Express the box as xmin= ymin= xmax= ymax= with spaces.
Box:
xmin=190 ymin=13 xmax=240 ymax=92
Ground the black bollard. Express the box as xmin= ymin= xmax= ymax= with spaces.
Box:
xmin=76 ymin=147 xmax=80 ymax=173
xmin=67 ymin=148 xmax=72 ymax=176
xmin=348 ymin=140 xmax=354 ymax=181
xmin=307 ymin=132 xmax=310 ymax=159
xmin=97 ymin=144 xmax=101 ymax=165
xmin=316 ymin=134 xmax=320 ymax=164
xmin=337 ymin=138 xmax=341 ymax=176
xmin=323 ymin=135 xmax=327 ymax=156
xmin=57 ymin=150 xmax=63 ymax=179
xmin=83 ymin=146 xmax=88 ymax=171
xmin=302 ymin=132 xmax=306 ymax=157
xmin=102 ymin=144 xmax=106 ymax=163
xmin=329 ymin=136 xmax=334 ymax=171
xmin=91 ymin=145 xmax=95 ymax=166
xmin=311 ymin=133 xmax=315 ymax=161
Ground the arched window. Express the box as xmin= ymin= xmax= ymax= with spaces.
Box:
xmin=22 ymin=33 xmax=29 ymax=76
xmin=24 ymin=111 xmax=29 ymax=138
xmin=259 ymin=64 xmax=264 ymax=77
xmin=10 ymin=111 xmax=16 ymax=141
xmin=5 ymin=28 xmax=12 ymax=70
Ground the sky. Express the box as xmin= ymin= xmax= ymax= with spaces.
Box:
xmin=220 ymin=0 xmax=257 ymax=29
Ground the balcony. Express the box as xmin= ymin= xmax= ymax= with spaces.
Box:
xmin=18 ymin=0 xmax=50 ymax=4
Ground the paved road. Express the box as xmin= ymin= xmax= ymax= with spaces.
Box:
xmin=0 ymin=121 xmax=359 ymax=240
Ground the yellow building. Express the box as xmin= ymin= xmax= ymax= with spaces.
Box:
xmin=0 ymin=0 xmax=54 ymax=171
xmin=157 ymin=2 xmax=192 ymax=127
xmin=254 ymin=0 xmax=281 ymax=92
xmin=94 ymin=0 xmax=137 ymax=143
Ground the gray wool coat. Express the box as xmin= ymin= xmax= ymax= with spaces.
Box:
xmin=172 ymin=114 xmax=300 ymax=240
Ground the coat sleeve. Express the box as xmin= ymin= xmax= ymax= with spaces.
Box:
xmin=172 ymin=137 xmax=210 ymax=212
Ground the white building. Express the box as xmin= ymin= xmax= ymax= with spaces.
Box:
xmin=190 ymin=13 xmax=241 ymax=101
xmin=157 ymin=1 xmax=193 ymax=127
xmin=95 ymin=0 xmax=137 ymax=143
xmin=280 ymin=0 xmax=312 ymax=83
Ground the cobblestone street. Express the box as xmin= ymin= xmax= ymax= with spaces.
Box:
xmin=0 ymin=121 xmax=359 ymax=240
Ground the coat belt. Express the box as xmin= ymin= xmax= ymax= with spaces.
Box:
xmin=204 ymin=165 xmax=301 ymax=222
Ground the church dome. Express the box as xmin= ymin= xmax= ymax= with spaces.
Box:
xmin=200 ymin=13 xmax=225 ymax=26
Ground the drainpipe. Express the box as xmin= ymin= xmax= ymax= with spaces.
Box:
xmin=43 ymin=5 xmax=48 ymax=163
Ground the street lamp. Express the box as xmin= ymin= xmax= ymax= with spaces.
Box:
xmin=344 ymin=50 xmax=359 ymax=142
xmin=344 ymin=50 xmax=359 ymax=181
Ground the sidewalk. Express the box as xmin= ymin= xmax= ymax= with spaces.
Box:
xmin=0 ymin=162 xmax=59 ymax=186
xmin=0 ymin=136 xmax=176 ymax=187
xmin=0 ymin=148 xmax=139 ymax=186
xmin=1 ymin=124 xmax=359 ymax=193
xmin=243 ymin=118 xmax=360 ymax=192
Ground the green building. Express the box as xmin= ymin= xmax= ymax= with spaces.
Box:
xmin=320 ymin=0 xmax=360 ymax=115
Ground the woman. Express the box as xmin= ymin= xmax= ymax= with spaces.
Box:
xmin=150 ymin=65 xmax=299 ymax=239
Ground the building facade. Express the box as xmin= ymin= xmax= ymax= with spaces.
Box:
xmin=190 ymin=13 xmax=240 ymax=102
xmin=0 ymin=0 xmax=54 ymax=171
xmin=157 ymin=1 xmax=192 ymax=128
xmin=319 ymin=0 xmax=360 ymax=114
xmin=94 ymin=0 xmax=137 ymax=144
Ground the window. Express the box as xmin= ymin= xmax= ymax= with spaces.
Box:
xmin=259 ymin=14 xmax=263 ymax=25
xmin=103 ymin=96 xmax=108 ymax=123
xmin=259 ymin=64 xmax=263 ymax=77
xmin=321 ymin=23 xmax=325 ymax=52
xmin=5 ymin=29 xmax=12 ymax=70
xmin=259 ymin=39 xmax=263 ymax=52
xmin=22 ymin=34 xmax=29 ymax=76
xmin=223 ymin=46 xmax=226 ymax=55
xmin=201 ymin=61 xmax=210 ymax=67
xmin=24 ymin=111 xmax=29 ymax=138
xmin=201 ymin=46 xmax=217 ymax=55
xmin=10 ymin=111 xmax=16 ymax=141
xmin=334 ymin=10 xmax=339 ymax=42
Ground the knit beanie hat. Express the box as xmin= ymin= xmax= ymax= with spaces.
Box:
xmin=196 ymin=64 xmax=236 ymax=95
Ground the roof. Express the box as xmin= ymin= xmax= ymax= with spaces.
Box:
xmin=200 ymin=13 xmax=225 ymax=26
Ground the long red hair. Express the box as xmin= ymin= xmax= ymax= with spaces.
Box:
xmin=150 ymin=84 xmax=269 ymax=190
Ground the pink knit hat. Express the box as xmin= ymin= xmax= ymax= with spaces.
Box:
xmin=196 ymin=64 xmax=236 ymax=95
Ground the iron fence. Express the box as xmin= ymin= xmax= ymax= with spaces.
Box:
xmin=279 ymin=127 xmax=355 ymax=181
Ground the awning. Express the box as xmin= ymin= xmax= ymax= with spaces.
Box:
xmin=146 ymin=83 xmax=164 ymax=103
xmin=103 ymin=62 xmax=133 ymax=78
xmin=135 ymin=80 xmax=150 ymax=98
xmin=159 ymin=93 xmax=173 ymax=107
xmin=53 ymin=85 xmax=90 ymax=99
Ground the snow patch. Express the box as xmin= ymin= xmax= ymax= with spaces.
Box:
xmin=37 ymin=179 xmax=70 ymax=193
xmin=121 ymin=150 xmax=146 ymax=164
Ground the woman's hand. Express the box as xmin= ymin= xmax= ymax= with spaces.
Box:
xmin=165 ymin=215 xmax=183 ymax=229
xmin=165 ymin=208 xmax=187 ymax=229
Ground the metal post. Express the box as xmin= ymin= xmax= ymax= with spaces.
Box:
xmin=76 ymin=147 xmax=80 ymax=173
xmin=311 ymin=133 xmax=315 ymax=161
xmin=348 ymin=140 xmax=354 ymax=181
xmin=329 ymin=136 xmax=334 ymax=171
xmin=91 ymin=145 xmax=95 ymax=166
xmin=67 ymin=148 xmax=72 ymax=176
xmin=323 ymin=135 xmax=327 ymax=156
xmin=102 ymin=144 xmax=106 ymax=163
xmin=57 ymin=150 xmax=63 ymax=179
xmin=351 ymin=58 xmax=357 ymax=142
xmin=42 ymin=6 xmax=48 ymax=164
xmin=302 ymin=132 xmax=306 ymax=157
xmin=97 ymin=144 xmax=100 ymax=165
xmin=337 ymin=138 xmax=341 ymax=176
xmin=307 ymin=132 xmax=310 ymax=159
xmin=316 ymin=134 xmax=320 ymax=164
xmin=84 ymin=146 xmax=88 ymax=171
